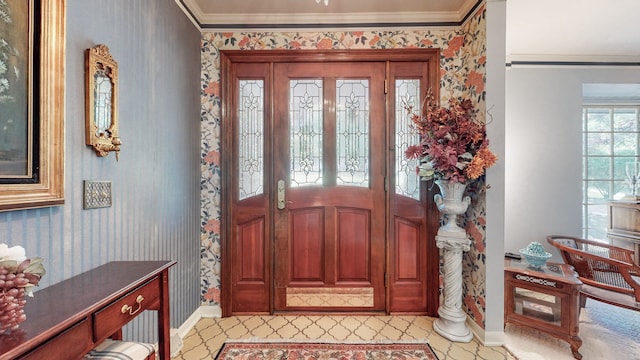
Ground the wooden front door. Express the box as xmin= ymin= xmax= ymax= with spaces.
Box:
xmin=221 ymin=50 xmax=441 ymax=316
xmin=272 ymin=62 xmax=386 ymax=311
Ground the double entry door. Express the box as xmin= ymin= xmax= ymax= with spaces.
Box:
xmin=221 ymin=50 xmax=441 ymax=316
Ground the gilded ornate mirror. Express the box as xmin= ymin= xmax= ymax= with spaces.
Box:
xmin=85 ymin=44 xmax=121 ymax=160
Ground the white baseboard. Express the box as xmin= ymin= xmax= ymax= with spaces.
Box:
xmin=483 ymin=330 xmax=506 ymax=347
xmin=466 ymin=315 xmax=505 ymax=346
xmin=466 ymin=316 xmax=484 ymax=342
xmin=170 ymin=305 xmax=222 ymax=357
xmin=198 ymin=304 xmax=222 ymax=318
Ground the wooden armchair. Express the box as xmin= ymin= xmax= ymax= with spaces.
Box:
xmin=547 ymin=235 xmax=640 ymax=311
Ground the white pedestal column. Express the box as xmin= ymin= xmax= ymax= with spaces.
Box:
xmin=432 ymin=180 xmax=473 ymax=342
xmin=433 ymin=233 xmax=473 ymax=342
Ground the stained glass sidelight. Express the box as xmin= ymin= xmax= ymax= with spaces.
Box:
xmin=290 ymin=80 xmax=323 ymax=187
xmin=336 ymin=80 xmax=369 ymax=187
xmin=238 ymin=80 xmax=264 ymax=200
xmin=395 ymin=79 xmax=421 ymax=200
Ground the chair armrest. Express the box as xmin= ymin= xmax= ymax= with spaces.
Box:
xmin=548 ymin=235 xmax=636 ymax=264
xmin=549 ymin=236 xmax=640 ymax=302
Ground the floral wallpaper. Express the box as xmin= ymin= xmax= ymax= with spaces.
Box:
xmin=199 ymin=6 xmax=488 ymax=327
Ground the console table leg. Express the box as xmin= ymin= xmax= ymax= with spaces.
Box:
xmin=158 ymin=268 xmax=171 ymax=360
xmin=569 ymin=336 xmax=583 ymax=360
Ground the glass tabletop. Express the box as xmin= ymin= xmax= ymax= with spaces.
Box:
xmin=504 ymin=257 xmax=580 ymax=284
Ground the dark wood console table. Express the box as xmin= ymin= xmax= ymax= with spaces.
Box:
xmin=0 ymin=261 xmax=175 ymax=360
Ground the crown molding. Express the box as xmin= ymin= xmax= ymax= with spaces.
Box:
xmin=174 ymin=0 xmax=200 ymax=29
xmin=199 ymin=11 xmax=458 ymax=26
xmin=179 ymin=0 xmax=482 ymax=30
xmin=507 ymin=53 xmax=640 ymax=67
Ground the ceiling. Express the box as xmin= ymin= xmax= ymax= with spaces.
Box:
xmin=506 ymin=0 xmax=640 ymax=62
xmin=179 ymin=0 xmax=640 ymax=62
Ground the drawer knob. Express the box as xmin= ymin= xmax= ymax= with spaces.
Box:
xmin=121 ymin=295 xmax=144 ymax=316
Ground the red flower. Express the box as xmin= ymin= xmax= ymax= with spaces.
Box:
xmin=404 ymin=145 xmax=423 ymax=159
xmin=204 ymin=150 xmax=220 ymax=165
xmin=203 ymin=81 xmax=219 ymax=96
xmin=204 ymin=287 xmax=220 ymax=302
xmin=421 ymin=39 xmax=433 ymax=47
xmin=465 ymin=71 xmax=484 ymax=93
xmin=238 ymin=36 xmax=250 ymax=48
xmin=204 ymin=218 xmax=220 ymax=234
xmin=442 ymin=36 xmax=464 ymax=58
xmin=317 ymin=38 xmax=333 ymax=49
xmin=466 ymin=222 xmax=485 ymax=252
xmin=447 ymin=36 xmax=464 ymax=52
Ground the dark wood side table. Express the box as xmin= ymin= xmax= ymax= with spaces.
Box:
xmin=504 ymin=258 xmax=583 ymax=359
xmin=0 ymin=261 xmax=175 ymax=360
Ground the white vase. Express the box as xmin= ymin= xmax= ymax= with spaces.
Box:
xmin=432 ymin=179 xmax=473 ymax=343
xmin=434 ymin=180 xmax=470 ymax=238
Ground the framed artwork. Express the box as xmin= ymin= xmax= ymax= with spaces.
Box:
xmin=0 ymin=0 xmax=65 ymax=211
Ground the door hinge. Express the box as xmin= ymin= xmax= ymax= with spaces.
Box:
xmin=384 ymin=176 xmax=388 ymax=192
xmin=384 ymin=272 xmax=388 ymax=288
xmin=384 ymin=79 xmax=388 ymax=94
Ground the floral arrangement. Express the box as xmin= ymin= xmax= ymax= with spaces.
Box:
xmin=0 ymin=244 xmax=45 ymax=333
xmin=404 ymin=90 xmax=497 ymax=183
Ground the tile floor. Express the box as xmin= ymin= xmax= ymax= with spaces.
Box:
xmin=172 ymin=315 xmax=516 ymax=360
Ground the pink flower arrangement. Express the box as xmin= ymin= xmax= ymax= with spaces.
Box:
xmin=405 ymin=90 xmax=497 ymax=183
xmin=0 ymin=244 xmax=46 ymax=333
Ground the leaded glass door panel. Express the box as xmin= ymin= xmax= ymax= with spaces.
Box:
xmin=273 ymin=62 xmax=386 ymax=311
xmin=387 ymin=61 xmax=440 ymax=313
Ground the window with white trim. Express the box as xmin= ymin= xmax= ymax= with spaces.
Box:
xmin=582 ymin=105 xmax=640 ymax=240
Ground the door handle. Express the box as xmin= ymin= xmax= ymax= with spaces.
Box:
xmin=277 ymin=180 xmax=286 ymax=209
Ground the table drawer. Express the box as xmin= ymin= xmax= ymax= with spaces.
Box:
xmin=93 ymin=276 xmax=161 ymax=342
xmin=20 ymin=319 xmax=92 ymax=360
xmin=608 ymin=202 xmax=640 ymax=237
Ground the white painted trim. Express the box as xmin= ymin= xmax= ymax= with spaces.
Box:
xmin=173 ymin=0 xmax=201 ymax=29
xmin=170 ymin=305 xmax=222 ymax=356
xmin=199 ymin=11 xmax=459 ymax=26
xmin=179 ymin=0 xmax=205 ymax=23
xmin=177 ymin=0 xmax=480 ymax=29
xmin=201 ymin=24 xmax=462 ymax=33
xmin=175 ymin=306 xmax=211 ymax=338
xmin=199 ymin=304 xmax=223 ymax=318
xmin=459 ymin=0 xmax=482 ymax=19
xmin=507 ymin=53 xmax=640 ymax=65
xmin=466 ymin=315 xmax=483 ymax=342
xmin=485 ymin=0 xmax=507 ymax=340
xmin=464 ymin=315 xmax=505 ymax=346
xmin=483 ymin=330 xmax=506 ymax=347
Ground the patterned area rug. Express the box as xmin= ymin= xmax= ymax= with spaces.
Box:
xmin=214 ymin=341 xmax=439 ymax=359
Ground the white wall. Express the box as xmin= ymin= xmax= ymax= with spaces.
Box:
xmin=0 ymin=0 xmax=202 ymax=343
xmin=505 ymin=65 xmax=640 ymax=261
xmin=484 ymin=0 xmax=506 ymax=344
